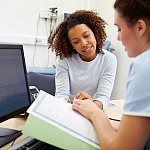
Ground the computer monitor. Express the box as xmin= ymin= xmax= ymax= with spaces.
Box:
xmin=0 ymin=44 xmax=32 ymax=147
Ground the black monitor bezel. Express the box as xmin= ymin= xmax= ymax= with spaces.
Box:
xmin=0 ymin=44 xmax=32 ymax=123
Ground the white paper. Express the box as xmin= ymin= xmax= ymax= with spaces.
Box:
xmin=27 ymin=90 xmax=100 ymax=149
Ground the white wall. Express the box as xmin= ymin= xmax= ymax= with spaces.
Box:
xmin=0 ymin=0 xmax=89 ymax=67
xmin=0 ymin=0 xmax=132 ymax=99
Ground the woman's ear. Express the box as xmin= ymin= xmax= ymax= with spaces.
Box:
xmin=136 ymin=19 xmax=146 ymax=36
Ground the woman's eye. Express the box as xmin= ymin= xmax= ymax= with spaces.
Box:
xmin=84 ymin=34 xmax=89 ymax=38
xmin=73 ymin=40 xmax=79 ymax=44
xmin=117 ymin=28 xmax=121 ymax=32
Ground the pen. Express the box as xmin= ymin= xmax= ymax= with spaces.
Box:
xmin=109 ymin=117 xmax=120 ymax=122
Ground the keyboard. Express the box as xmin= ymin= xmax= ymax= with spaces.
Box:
xmin=8 ymin=136 xmax=63 ymax=150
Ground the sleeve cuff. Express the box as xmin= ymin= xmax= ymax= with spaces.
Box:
xmin=93 ymin=98 xmax=109 ymax=110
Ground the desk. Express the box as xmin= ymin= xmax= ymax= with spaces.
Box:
xmin=0 ymin=118 xmax=26 ymax=150
xmin=0 ymin=99 xmax=124 ymax=150
xmin=105 ymin=99 xmax=124 ymax=121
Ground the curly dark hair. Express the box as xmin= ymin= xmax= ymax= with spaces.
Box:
xmin=48 ymin=10 xmax=107 ymax=59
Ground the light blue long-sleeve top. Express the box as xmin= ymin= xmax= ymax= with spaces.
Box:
xmin=55 ymin=49 xmax=117 ymax=109
xmin=124 ymin=47 xmax=150 ymax=150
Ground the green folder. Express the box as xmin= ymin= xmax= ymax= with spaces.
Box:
xmin=22 ymin=114 xmax=100 ymax=150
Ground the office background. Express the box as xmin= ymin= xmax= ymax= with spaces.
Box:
xmin=0 ymin=0 xmax=132 ymax=100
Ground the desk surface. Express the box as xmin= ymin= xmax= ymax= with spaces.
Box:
xmin=0 ymin=99 xmax=124 ymax=150
xmin=0 ymin=117 xmax=27 ymax=150
xmin=105 ymin=99 xmax=124 ymax=121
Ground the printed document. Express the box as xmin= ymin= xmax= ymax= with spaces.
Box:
xmin=27 ymin=90 xmax=100 ymax=149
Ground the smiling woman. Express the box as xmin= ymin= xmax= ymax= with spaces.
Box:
xmin=48 ymin=10 xmax=117 ymax=110
xmin=68 ymin=23 xmax=97 ymax=61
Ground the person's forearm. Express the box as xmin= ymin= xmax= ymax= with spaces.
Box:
xmin=91 ymin=110 xmax=117 ymax=150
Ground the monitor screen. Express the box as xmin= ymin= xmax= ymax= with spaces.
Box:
xmin=0 ymin=44 xmax=31 ymax=147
